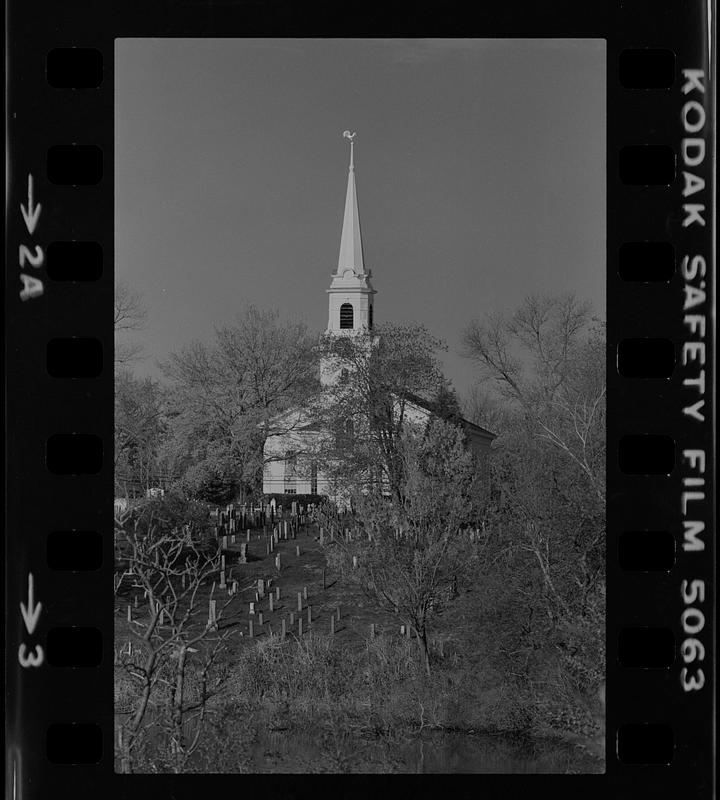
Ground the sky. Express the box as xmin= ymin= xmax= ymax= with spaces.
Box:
xmin=115 ymin=38 xmax=605 ymax=397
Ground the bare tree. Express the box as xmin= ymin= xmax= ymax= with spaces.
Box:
xmin=317 ymin=419 xmax=484 ymax=676
xmin=115 ymin=280 xmax=148 ymax=368
xmin=114 ymin=508 xmax=239 ymax=773
xmin=115 ymin=371 xmax=169 ymax=497
xmin=463 ymin=294 xmax=605 ymax=502
xmin=462 ymin=295 xmax=606 ymax=721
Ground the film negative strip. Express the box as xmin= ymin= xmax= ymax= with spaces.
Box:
xmin=5 ymin=1 xmax=715 ymax=796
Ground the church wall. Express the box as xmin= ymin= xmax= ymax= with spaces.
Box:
xmin=263 ymin=427 xmax=326 ymax=496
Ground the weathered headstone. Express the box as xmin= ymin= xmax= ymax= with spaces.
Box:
xmin=127 ymin=605 xmax=132 ymax=622
xmin=370 ymin=623 xmax=375 ymax=639
xmin=208 ymin=599 xmax=217 ymax=630
xmin=258 ymin=579 xmax=265 ymax=598
xmin=296 ymin=545 xmax=301 ymax=557
xmin=297 ymin=592 xmax=302 ymax=612
xmin=249 ymin=602 xmax=255 ymax=615
xmin=258 ymin=612 xmax=263 ymax=627
xmin=303 ymin=586 xmax=308 ymax=600
xmin=275 ymin=586 xmax=280 ymax=601
xmin=269 ymin=594 xmax=274 ymax=612
xmin=352 ymin=555 xmax=358 ymax=569
xmin=281 ymin=618 xmax=286 ymax=640
xmin=275 ymin=554 xmax=281 ymax=571
xmin=239 ymin=543 xmax=248 ymax=564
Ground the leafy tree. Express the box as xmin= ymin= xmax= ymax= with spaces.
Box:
xmin=175 ymin=456 xmax=240 ymax=505
xmin=316 ymin=323 xmax=447 ymax=502
xmin=161 ymin=305 xmax=319 ymax=499
xmin=431 ymin=376 xmax=463 ymax=427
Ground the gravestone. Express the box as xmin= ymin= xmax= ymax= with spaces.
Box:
xmin=208 ymin=599 xmax=217 ymax=630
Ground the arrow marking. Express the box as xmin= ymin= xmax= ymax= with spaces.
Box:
xmin=20 ymin=174 xmax=42 ymax=236
xmin=20 ymin=573 xmax=42 ymax=636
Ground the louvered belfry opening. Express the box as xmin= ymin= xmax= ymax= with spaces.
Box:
xmin=340 ymin=302 xmax=354 ymax=329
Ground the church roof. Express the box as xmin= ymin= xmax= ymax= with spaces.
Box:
xmin=401 ymin=391 xmax=496 ymax=441
xmin=336 ymin=132 xmax=365 ymax=275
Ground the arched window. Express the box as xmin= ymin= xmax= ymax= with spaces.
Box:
xmin=368 ymin=303 xmax=373 ymax=330
xmin=340 ymin=303 xmax=354 ymax=329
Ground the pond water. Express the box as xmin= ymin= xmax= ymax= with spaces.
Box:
xmin=116 ymin=713 xmax=603 ymax=773
xmin=242 ymin=727 xmax=603 ymax=773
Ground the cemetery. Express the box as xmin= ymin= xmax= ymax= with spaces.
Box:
xmin=113 ymin=496 xmax=605 ymax=774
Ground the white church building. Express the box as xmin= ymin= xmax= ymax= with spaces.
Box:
xmin=262 ymin=133 xmax=494 ymax=498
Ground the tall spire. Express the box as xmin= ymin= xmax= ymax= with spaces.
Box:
xmin=337 ymin=131 xmax=365 ymax=275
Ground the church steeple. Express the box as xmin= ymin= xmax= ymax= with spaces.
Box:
xmin=336 ymin=131 xmax=365 ymax=275
xmin=326 ymin=131 xmax=376 ymax=335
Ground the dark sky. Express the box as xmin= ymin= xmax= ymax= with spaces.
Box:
xmin=115 ymin=38 xmax=605 ymax=396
